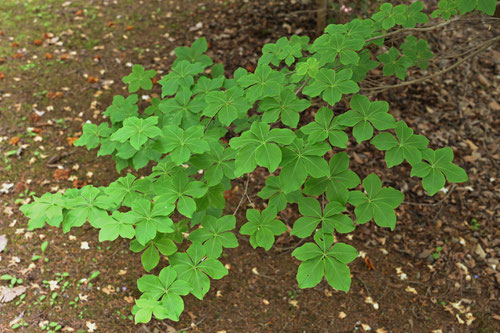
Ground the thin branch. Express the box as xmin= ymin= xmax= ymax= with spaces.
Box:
xmin=233 ymin=175 xmax=250 ymax=216
xmin=403 ymin=185 xmax=456 ymax=207
xmin=362 ymin=35 xmax=500 ymax=93
xmin=365 ymin=16 xmax=462 ymax=42
xmin=295 ymin=77 xmax=310 ymax=96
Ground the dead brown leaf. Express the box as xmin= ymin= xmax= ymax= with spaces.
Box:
xmin=0 ymin=286 xmax=27 ymax=303
xmin=45 ymin=52 xmax=53 ymax=60
xmin=54 ymin=169 xmax=70 ymax=181
xmin=88 ymin=76 xmax=99 ymax=83
xmin=489 ymin=100 xmax=500 ymax=111
xmin=33 ymin=39 xmax=43 ymax=46
xmin=9 ymin=136 xmax=20 ymax=145
xmin=73 ymin=179 xmax=86 ymax=188
xmin=67 ymin=137 xmax=78 ymax=146
xmin=364 ymin=256 xmax=376 ymax=270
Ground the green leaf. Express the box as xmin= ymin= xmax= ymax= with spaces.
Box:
xmin=258 ymin=176 xmax=301 ymax=211
xmin=136 ymin=266 xmax=191 ymax=321
xmin=412 ymin=148 xmax=468 ymax=195
xmin=431 ymin=0 xmax=458 ymax=19
xmin=312 ymin=32 xmax=364 ymax=65
xmin=259 ymin=87 xmax=310 ymax=128
xmin=97 ymin=211 xmax=135 ymax=242
xmin=477 ymin=0 xmax=496 ymax=15
xmin=237 ymin=65 xmax=285 ymax=102
xmin=110 ymin=116 xmax=162 ymax=150
xmin=62 ymin=186 xmax=115 ymax=231
xmin=102 ymin=94 xmax=139 ymax=123
xmin=296 ymin=257 xmax=324 ymax=288
xmin=190 ymin=141 xmax=236 ymax=186
xmin=159 ymin=87 xmax=204 ymax=127
xmin=141 ymin=244 xmax=160 ymax=272
xmin=230 ymin=122 xmax=295 ymax=174
xmin=159 ymin=60 xmax=205 ymax=97
xmin=300 ymin=107 xmax=348 ymax=148
xmin=327 ymin=243 xmax=358 ymax=263
xmin=104 ymin=174 xmax=148 ymax=207
xmin=154 ymin=125 xmax=210 ymax=165
xmin=74 ymin=123 xmax=111 ymax=150
xmin=372 ymin=3 xmax=397 ymax=30
xmin=170 ymin=243 xmax=228 ymax=300
xmin=280 ymin=138 xmax=331 ymax=192
xmin=292 ymin=232 xmax=356 ymax=292
xmin=399 ymin=1 xmax=429 ymax=28
xmin=127 ymin=198 xmax=175 ymax=245
xmin=336 ymin=94 xmax=395 ymax=143
xmin=204 ymin=86 xmax=251 ymax=126
xmin=377 ymin=47 xmax=413 ymax=80
xmin=188 ymin=215 xmax=238 ymax=258
xmin=371 ymin=121 xmax=429 ymax=167
xmin=349 ymin=50 xmax=379 ymax=82
xmin=240 ymin=207 xmax=286 ymax=250
xmin=304 ymin=152 xmax=360 ymax=205
xmin=20 ymin=192 xmax=65 ymax=230
xmin=349 ymin=173 xmax=404 ymax=230
xmin=154 ymin=172 xmax=208 ymax=218
xmin=122 ymin=64 xmax=156 ymax=92
xmin=401 ymin=36 xmax=434 ymax=70
xmin=291 ymin=197 xmax=352 ymax=238
xmin=295 ymin=57 xmax=320 ymax=78
xmin=174 ymin=37 xmax=213 ymax=67
xmin=324 ymin=256 xmax=351 ymax=292
xmin=303 ymin=68 xmax=359 ymax=106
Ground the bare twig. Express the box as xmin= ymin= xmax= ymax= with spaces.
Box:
xmin=362 ymin=35 xmax=500 ymax=93
xmin=403 ymin=185 xmax=456 ymax=207
xmin=295 ymin=77 xmax=310 ymax=96
xmin=233 ymin=175 xmax=250 ymax=216
xmin=365 ymin=16 xmax=462 ymax=43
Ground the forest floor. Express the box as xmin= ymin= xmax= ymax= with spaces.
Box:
xmin=0 ymin=0 xmax=498 ymax=332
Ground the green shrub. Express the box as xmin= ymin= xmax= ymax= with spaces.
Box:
xmin=21 ymin=1 xmax=496 ymax=324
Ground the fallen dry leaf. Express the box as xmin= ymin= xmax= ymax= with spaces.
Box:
xmin=489 ymin=100 xmax=500 ymax=111
xmin=67 ymin=137 xmax=78 ymax=146
xmin=33 ymin=39 xmax=43 ymax=46
xmin=0 ymin=234 xmax=7 ymax=252
xmin=11 ymin=42 xmax=19 ymax=47
xmin=87 ymin=76 xmax=99 ymax=83
xmin=13 ymin=53 xmax=24 ymax=59
xmin=75 ymin=9 xmax=83 ymax=16
xmin=45 ymin=52 xmax=53 ymax=59
xmin=54 ymin=169 xmax=70 ymax=181
xmin=0 ymin=285 xmax=27 ymax=303
xmin=107 ymin=21 xmax=115 ymax=27
xmin=405 ymin=286 xmax=418 ymax=295
xmin=0 ymin=72 xmax=4 ymax=80
xmin=364 ymin=256 xmax=376 ymax=270
xmin=9 ymin=136 xmax=19 ymax=145
xmin=123 ymin=296 xmax=134 ymax=303
xmin=73 ymin=179 xmax=86 ymax=188
xmin=126 ymin=25 xmax=134 ymax=31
